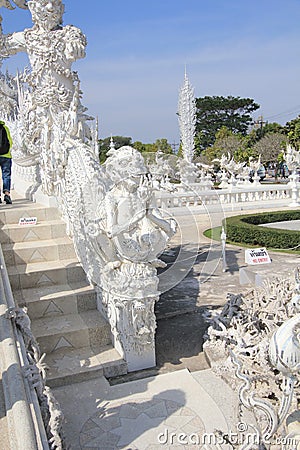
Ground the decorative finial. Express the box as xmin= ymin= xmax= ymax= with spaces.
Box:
xmin=110 ymin=135 xmax=115 ymax=151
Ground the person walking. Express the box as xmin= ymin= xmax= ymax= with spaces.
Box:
xmin=0 ymin=120 xmax=12 ymax=204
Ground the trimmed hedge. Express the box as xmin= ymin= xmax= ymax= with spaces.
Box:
xmin=223 ymin=210 xmax=300 ymax=249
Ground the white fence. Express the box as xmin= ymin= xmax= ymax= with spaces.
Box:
xmin=155 ymin=183 xmax=298 ymax=209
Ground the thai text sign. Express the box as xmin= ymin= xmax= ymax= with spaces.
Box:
xmin=245 ymin=247 xmax=271 ymax=265
xmin=18 ymin=217 xmax=37 ymax=226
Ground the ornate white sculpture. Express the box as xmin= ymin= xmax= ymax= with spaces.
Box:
xmin=204 ymin=268 xmax=300 ymax=448
xmin=2 ymin=0 xmax=86 ymax=112
xmin=248 ymin=155 xmax=263 ymax=186
xmin=1 ymin=0 xmax=88 ymax=194
xmin=0 ymin=1 xmax=26 ymax=117
xmin=177 ymin=157 xmax=199 ymax=185
xmin=0 ymin=0 xmax=177 ymax=371
xmin=0 ymin=70 xmax=18 ymax=117
xmin=146 ymin=150 xmax=176 ymax=192
xmin=269 ymin=314 xmax=300 ymax=376
xmin=285 ymin=144 xmax=300 ymax=207
xmin=177 ymin=70 xmax=196 ymax=163
xmin=63 ymin=143 xmax=176 ymax=369
xmin=214 ymin=152 xmax=246 ymax=188
xmin=285 ymin=144 xmax=300 ymax=174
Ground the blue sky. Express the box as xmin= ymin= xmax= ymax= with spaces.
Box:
xmin=2 ymin=0 xmax=300 ymax=145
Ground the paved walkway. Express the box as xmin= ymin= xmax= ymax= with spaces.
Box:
xmin=52 ymin=200 xmax=299 ymax=449
xmin=54 ymin=368 xmax=239 ymax=450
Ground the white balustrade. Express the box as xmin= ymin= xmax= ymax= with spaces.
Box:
xmin=155 ymin=183 xmax=298 ymax=209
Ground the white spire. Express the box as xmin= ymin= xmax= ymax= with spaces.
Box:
xmin=178 ymin=69 xmax=196 ymax=163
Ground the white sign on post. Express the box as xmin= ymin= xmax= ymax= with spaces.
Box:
xmin=245 ymin=247 xmax=271 ymax=265
xmin=18 ymin=217 xmax=38 ymax=226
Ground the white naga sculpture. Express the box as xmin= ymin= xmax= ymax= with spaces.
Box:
xmin=0 ymin=0 xmax=176 ymax=371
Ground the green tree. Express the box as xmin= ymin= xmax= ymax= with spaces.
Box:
xmin=152 ymin=138 xmax=172 ymax=154
xmin=260 ymin=122 xmax=284 ymax=136
xmin=134 ymin=142 xmax=157 ymax=153
xmin=251 ymin=121 xmax=284 ymax=141
xmin=253 ymin=132 xmax=287 ymax=164
xmin=98 ymin=136 xmax=132 ymax=163
xmin=176 ymin=143 xmax=183 ymax=158
xmin=202 ymin=127 xmax=252 ymax=162
xmin=283 ymin=116 xmax=300 ymax=148
xmin=195 ymin=95 xmax=260 ymax=152
xmin=133 ymin=138 xmax=172 ymax=154
xmin=133 ymin=141 xmax=147 ymax=153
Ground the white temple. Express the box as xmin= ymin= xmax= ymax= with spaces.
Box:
xmin=0 ymin=3 xmax=299 ymax=449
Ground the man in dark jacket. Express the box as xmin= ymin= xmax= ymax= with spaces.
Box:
xmin=0 ymin=120 xmax=13 ymax=204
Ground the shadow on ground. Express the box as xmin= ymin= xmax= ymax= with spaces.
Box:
xmin=109 ymin=242 xmax=243 ymax=384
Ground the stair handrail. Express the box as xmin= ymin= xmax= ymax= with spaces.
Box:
xmin=0 ymin=242 xmax=52 ymax=449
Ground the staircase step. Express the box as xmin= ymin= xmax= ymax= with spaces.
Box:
xmin=31 ymin=310 xmax=111 ymax=354
xmin=15 ymin=282 xmax=97 ymax=319
xmin=7 ymin=258 xmax=86 ymax=290
xmin=0 ymin=219 xmax=66 ymax=244
xmin=45 ymin=345 xmax=127 ymax=387
xmin=0 ymin=203 xmax=60 ymax=225
xmin=2 ymin=237 xmax=76 ymax=265
xmin=1 ymin=196 xmax=126 ymax=382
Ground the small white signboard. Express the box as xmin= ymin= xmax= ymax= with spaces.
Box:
xmin=245 ymin=247 xmax=271 ymax=265
xmin=18 ymin=217 xmax=38 ymax=226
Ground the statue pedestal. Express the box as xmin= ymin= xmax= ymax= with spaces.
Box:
xmin=100 ymin=262 xmax=158 ymax=372
xmin=113 ymin=334 xmax=156 ymax=372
